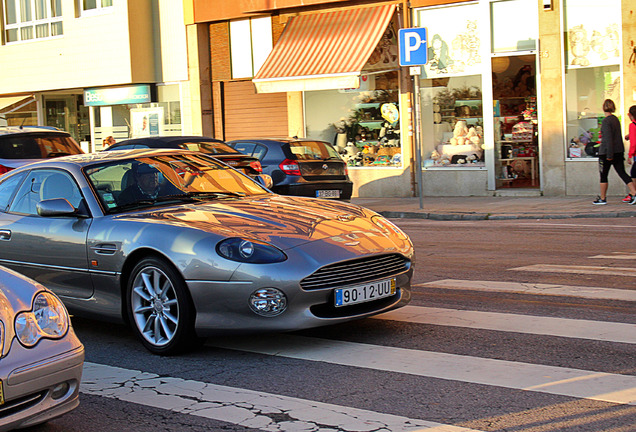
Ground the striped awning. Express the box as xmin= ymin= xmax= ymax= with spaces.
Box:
xmin=253 ymin=4 xmax=396 ymax=93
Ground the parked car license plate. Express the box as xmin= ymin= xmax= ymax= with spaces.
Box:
xmin=334 ymin=278 xmax=396 ymax=307
xmin=316 ymin=189 xmax=340 ymax=199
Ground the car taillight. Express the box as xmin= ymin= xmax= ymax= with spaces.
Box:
xmin=0 ymin=165 xmax=13 ymax=175
xmin=249 ymin=160 xmax=262 ymax=173
xmin=279 ymin=159 xmax=301 ymax=176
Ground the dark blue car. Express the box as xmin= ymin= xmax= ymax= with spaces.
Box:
xmin=228 ymin=137 xmax=353 ymax=200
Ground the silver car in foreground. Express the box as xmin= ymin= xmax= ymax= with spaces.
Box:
xmin=0 ymin=149 xmax=413 ymax=355
xmin=0 ymin=265 xmax=84 ymax=431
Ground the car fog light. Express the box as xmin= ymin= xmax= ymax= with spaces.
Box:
xmin=249 ymin=288 xmax=287 ymax=317
xmin=51 ymin=382 xmax=70 ymax=400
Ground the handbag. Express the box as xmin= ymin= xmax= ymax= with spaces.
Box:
xmin=584 ymin=141 xmax=599 ymax=157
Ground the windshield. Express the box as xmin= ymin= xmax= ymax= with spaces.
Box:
xmin=289 ymin=141 xmax=341 ymax=160
xmin=0 ymin=133 xmax=83 ymax=159
xmin=85 ymin=153 xmax=269 ymax=213
xmin=176 ymin=141 xmax=240 ymax=154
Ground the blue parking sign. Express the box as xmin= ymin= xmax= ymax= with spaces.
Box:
xmin=399 ymin=28 xmax=427 ymax=66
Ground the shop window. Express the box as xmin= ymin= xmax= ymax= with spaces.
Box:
xmin=230 ymin=17 xmax=273 ymax=79
xmin=421 ymin=76 xmax=484 ymax=168
xmin=81 ymin=0 xmax=112 ymax=14
xmin=490 ymin=0 xmax=537 ymax=53
xmin=415 ymin=3 xmax=484 ymax=168
xmin=563 ymin=0 xmax=621 ymax=160
xmin=305 ymin=71 xmax=402 ymax=168
xmin=3 ymin=0 xmax=63 ymax=43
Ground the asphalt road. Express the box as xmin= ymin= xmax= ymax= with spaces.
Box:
xmin=24 ymin=217 xmax=636 ymax=432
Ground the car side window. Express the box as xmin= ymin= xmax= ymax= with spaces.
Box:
xmin=111 ymin=144 xmax=138 ymax=150
xmin=0 ymin=172 xmax=27 ymax=212
xmin=9 ymin=170 xmax=81 ymax=216
xmin=233 ymin=142 xmax=255 ymax=156
xmin=252 ymin=144 xmax=268 ymax=160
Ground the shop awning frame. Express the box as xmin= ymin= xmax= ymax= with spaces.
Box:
xmin=0 ymin=95 xmax=35 ymax=114
xmin=253 ymin=4 xmax=397 ymax=93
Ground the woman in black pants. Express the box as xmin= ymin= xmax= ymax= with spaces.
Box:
xmin=593 ymin=99 xmax=636 ymax=205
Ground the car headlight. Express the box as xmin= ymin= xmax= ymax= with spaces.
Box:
xmin=372 ymin=215 xmax=409 ymax=240
xmin=15 ymin=292 xmax=69 ymax=347
xmin=217 ymin=238 xmax=287 ymax=263
xmin=0 ymin=321 xmax=4 ymax=354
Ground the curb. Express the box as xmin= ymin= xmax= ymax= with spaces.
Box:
xmin=378 ymin=210 xmax=636 ymax=221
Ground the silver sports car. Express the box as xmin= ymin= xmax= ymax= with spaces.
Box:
xmin=0 ymin=149 xmax=413 ymax=355
xmin=0 ymin=265 xmax=84 ymax=430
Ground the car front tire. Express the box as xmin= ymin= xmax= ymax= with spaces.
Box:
xmin=126 ymin=257 xmax=197 ymax=355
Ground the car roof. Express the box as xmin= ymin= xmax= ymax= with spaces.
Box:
xmin=228 ymin=137 xmax=331 ymax=145
xmin=0 ymin=126 xmax=70 ymax=137
xmin=113 ymin=136 xmax=226 ymax=147
xmin=7 ymin=148 xmax=203 ymax=171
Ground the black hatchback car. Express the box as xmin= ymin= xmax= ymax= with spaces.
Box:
xmin=227 ymin=137 xmax=353 ymax=200
xmin=105 ymin=136 xmax=263 ymax=177
xmin=0 ymin=126 xmax=84 ymax=175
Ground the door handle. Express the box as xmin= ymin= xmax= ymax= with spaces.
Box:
xmin=0 ymin=230 xmax=11 ymax=241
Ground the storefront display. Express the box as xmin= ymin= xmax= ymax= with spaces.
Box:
xmin=305 ymin=71 xmax=402 ymax=167
xmin=563 ymin=0 xmax=622 ymax=161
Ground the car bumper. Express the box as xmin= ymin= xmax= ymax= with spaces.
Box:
xmin=273 ymin=180 xmax=353 ymax=200
xmin=187 ymin=250 xmax=413 ymax=336
xmin=0 ymin=340 xmax=84 ymax=431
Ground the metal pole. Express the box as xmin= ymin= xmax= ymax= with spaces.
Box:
xmin=412 ymin=71 xmax=424 ymax=209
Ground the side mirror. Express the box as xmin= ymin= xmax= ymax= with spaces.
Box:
xmin=37 ymin=198 xmax=78 ymax=217
xmin=255 ymin=174 xmax=273 ymax=189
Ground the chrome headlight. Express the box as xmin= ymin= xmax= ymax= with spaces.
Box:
xmin=217 ymin=238 xmax=287 ymax=263
xmin=0 ymin=320 xmax=4 ymax=354
xmin=15 ymin=292 xmax=69 ymax=347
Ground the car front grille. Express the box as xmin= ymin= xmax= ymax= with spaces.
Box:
xmin=300 ymin=254 xmax=410 ymax=291
xmin=0 ymin=391 xmax=45 ymax=418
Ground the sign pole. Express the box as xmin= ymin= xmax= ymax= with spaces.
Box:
xmin=411 ymin=68 xmax=424 ymax=209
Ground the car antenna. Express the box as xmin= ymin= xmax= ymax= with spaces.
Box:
xmin=19 ymin=117 xmax=27 ymax=129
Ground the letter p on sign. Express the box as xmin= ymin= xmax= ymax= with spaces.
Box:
xmin=399 ymin=28 xmax=427 ymax=66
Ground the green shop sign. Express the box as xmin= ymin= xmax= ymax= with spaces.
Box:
xmin=84 ymin=85 xmax=152 ymax=106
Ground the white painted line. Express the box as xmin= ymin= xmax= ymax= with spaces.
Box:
xmin=590 ymin=252 xmax=636 ymax=260
xmin=374 ymin=306 xmax=636 ymax=344
xmin=511 ymin=264 xmax=636 ymax=277
xmin=211 ymin=335 xmax=636 ymax=405
xmin=415 ymin=279 xmax=636 ymax=302
xmin=81 ymin=362 xmax=483 ymax=432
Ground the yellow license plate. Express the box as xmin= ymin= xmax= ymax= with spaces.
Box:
xmin=0 ymin=378 xmax=4 ymax=405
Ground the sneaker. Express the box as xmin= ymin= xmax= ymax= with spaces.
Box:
xmin=630 ymin=195 xmax=636 ymax=205
xmin=622 ymin=194 xmax=633 ymax=203
xmin=592 ymin=196 xmax=607 ymax=205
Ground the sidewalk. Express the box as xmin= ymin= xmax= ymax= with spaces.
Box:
xmin=350 ymin=196 xmax=636 ymax=220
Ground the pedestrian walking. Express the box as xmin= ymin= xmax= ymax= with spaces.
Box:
xmin=624 ymin=105 xmax=636 ymax=202
xmin=593 ymin=99 xmax=636 ymax=205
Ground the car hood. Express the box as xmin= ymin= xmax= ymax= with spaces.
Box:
xmin=116 ymin=195 xmax=411 ymax=252
xmin=0 ymin=267 xmax=38 ymax=326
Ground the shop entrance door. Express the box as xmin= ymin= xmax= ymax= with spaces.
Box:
xmin=492 ymin=54 xmax=539 ymax=189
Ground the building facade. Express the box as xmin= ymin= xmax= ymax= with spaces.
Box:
xmin=0 ymin=0 xmax=195 ymax=150
xmin=185 ymin=0 xmax=636 ymax=198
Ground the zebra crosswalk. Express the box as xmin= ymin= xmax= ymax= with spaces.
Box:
xmin=78 ymin=256 xmax=636 ymax=431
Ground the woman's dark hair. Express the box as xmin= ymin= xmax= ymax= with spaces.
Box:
xmin=629 ymin=105 xmax=636 ymax=119
xmin=603 ymin=99 xmax=616 ymax=113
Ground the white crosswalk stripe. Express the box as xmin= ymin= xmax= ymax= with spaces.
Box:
xmin=590 ymin=252 xmax=636 ymax=260
xmin=210 ymin=334 xmax=636 ymax=405
xmin=510 ymin=264 xmax=636 ymax=277
xmin=80 ymin=362 xmax=484 ymax=432
xmin=374 ymin=306 xmax=636 ymax=344
xmin=415 ymin=279 xmax=636 ymax=301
